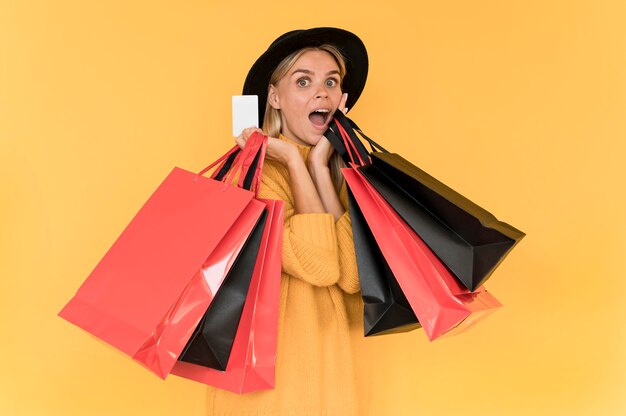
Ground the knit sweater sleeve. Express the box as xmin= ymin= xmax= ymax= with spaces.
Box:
xmin=257 ymin=161 xmax=361 ymax=291
xmin=284 ymin=212 xmax=342 ymax=286
xmin=335 ymin=181 xmax=360 ymax=294
xmin=258 ymin=163 xmax=341 ymax=287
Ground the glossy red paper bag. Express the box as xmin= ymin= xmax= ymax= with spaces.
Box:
xmin=437 ymin=289 xmax=502 ymax=339
xmin=59 ymin=133 xmax=268 ymax=378
xmin=171 ymin=198 xmax=284 ymax=393
xmin=343 ymin=167 xmax=501 ymax=341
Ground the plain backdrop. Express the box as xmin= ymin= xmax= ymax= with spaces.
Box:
xmin=1 ymin=1 xmax=625 ymax=415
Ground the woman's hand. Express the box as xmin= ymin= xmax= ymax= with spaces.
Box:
xmin=306 ymin=92 xmax=349 ymax=221
xmin=308 ymin=136 xmax=334 ymax=168
xmin=308 ymin=92 xmax=348 ymax=168
xmin=337 ymin=92 xmax=348 ymax=115
xmin=235 ymin=127 xmax=298 ymax=166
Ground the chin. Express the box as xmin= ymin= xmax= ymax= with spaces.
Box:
xmin=305 ymin=128 xmax=327 ymax=145
xmin=294 ymin=131 xmax=321 ymax=147
xmin=307 ymin=135 xmax=323 ymax=146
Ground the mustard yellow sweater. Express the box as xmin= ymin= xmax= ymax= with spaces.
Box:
xmin=205 ymin=134 xmax=371 ymax=415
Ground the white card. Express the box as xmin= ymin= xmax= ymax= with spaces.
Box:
xmin=232 ymin=95 xmax=259 ymax=137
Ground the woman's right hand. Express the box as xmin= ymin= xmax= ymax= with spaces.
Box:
xmin=235 ymin=127 xmax=299 ymax=166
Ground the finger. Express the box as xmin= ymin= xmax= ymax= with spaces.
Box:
xmin=242 ymin=127 xmax=254 ymax=140
xmin=318 ymin=136 xmax=330 ymax=146
xmin=242 ymin=127 xmax=253 ymax=140
xmin=235 ymin=136 xmax=246 ymax=149
xmin=243 ymin=126 xmax=263 ymax=140
xmin=342 ymin=107 xmax=348 ymax=114
xmin=316 ymin=136 xmax=332 ymax=152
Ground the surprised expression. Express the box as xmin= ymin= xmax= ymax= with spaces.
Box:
xmin=268 ymin=50 xmax=343 ymax=146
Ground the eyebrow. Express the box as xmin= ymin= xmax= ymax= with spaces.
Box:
xmin=290 ymin=69 xmax=340 ymax=77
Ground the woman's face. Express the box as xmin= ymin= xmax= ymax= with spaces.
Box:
xmin=268 ymin=50 xmax=343 ymax=146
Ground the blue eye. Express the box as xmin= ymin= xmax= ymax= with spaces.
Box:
xmin=297 ymin=78 xmax=309 ymax=87
xmin=325 ymin=79 xmax=338 ymax=87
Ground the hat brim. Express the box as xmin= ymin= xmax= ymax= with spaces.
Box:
xmin=243 ymin=27 xmax=368 ymax=125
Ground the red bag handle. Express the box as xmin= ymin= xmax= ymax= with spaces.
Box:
xmin=236 ymin=133 xmax=267 ymax=194
xmin=229 ymin=131 xmax=266 ymax=194
xmin=211 ymin=136 xmax=258 ymax=185
xmin=334 ymin=118 xmax=367 ymax=166
xmin=195 ymin=131 xmax=268 ymax=196
xmin=196 ymin=145 xmax=240 ymax=178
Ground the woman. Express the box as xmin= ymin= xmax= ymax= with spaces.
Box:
xmin=206 ymin=27 xmax=372 ymax=416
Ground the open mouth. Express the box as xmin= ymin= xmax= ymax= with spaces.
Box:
xmin=308 ymin=108 xmax=332 ymax=127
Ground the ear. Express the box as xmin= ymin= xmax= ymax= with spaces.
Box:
xmin=268 ymin=84 xmax=281 ymax=110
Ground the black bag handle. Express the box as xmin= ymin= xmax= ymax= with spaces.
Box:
xmin=324 ymin=122 xmax=351 ymax=165
xmin=208 ymin=134 xmax=265 ymax=192
xmin=325 ymin=111 xmax=389 ymax=166
xmin=211 ymin=147 xmax=262 ymax=191
xmin=329 ymin=112 xmax=370 ymax=165
xmin=333 ymin=110 xmax=389 ymax=154
xmin=344 ymin=117 xmax=389 ymax=154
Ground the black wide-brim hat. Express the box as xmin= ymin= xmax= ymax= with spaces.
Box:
xmin=243 ymin=27 xmax=368 ymax=124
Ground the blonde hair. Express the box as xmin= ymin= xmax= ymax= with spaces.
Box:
xmin=262 ymin=44 xmax=347 ymax=194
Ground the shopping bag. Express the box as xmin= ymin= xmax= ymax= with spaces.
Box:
xmin=437 ymin=289 xmax=502 ymax=338
xmin=58 ymin=132 xmax=268 ymax=379
xmin=347 ymin=187 xmax=420 ymax=336
xmin=343 ymin=167 xmax=502 ymax=341
xmin=327 ymin=112 xmax=525 ymax=291
xmin=326 ymin=121 xmax=419 ymax=336
xmin=178 ymin=134 xmax=269 ymax=371
xmin=333 ymin=128 xmax=501 ymax=340
xmin=178 ymin=209 xmax=267 ymax=370
xmin=172 ymin=198 xmax=284 ymax=394
xmin=326 ymin=123 xmax=420 ymax=336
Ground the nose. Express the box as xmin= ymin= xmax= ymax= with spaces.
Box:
xmin=314 ymin=82 xmax=329 ymax=99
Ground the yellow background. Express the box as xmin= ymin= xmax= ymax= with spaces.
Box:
xmin=1 ymin=0 xmax=625 ymax=414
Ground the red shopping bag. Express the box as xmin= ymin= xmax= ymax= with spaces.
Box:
xmin=171 ymin=197 xmax=284 ymax=393
xmin=343 ymin=167 xmax=501 ymax=341
xmin=330 ymin=119 xmax=502 ymax=340
xmin=59 ymin=132 xmax=269 ymax=378
xmin=437 ymin=289 xmax=502 ymax=339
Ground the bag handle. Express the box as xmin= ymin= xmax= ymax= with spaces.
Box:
xmin=325 ymin=111 xmax=389 ymax=166
xmin=326 ymin=121 xmax=369 ymax=167
xmin=221 ymin=131 xmax=267 ymax=195
xmin=211 ymin=148 xmax=241 ymax=182
xmin=248 ymin=134 xmax=267 ymax=193
xmin=195 ymin=131 xmax=267 ymax=194
xmin=324 ymin=124 xmax=350 ymax=163
xmin=344 ymin=116 xmax=389 ymax=154
xmin=196 ymin=145 xmax=239 ymax=179
xmin=335 ymin=119 xmax=367 ymax=166
xmin=235 ymin=132 xmax=267 ymax=194
xmin=333 ymin=111 xmax=389 ymax=154
xmin=331 ymin=112 xmax=370 ymax=164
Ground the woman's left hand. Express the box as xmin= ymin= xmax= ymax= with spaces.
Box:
xmin=308 ymin=136 xmax=334 ymax=168
xmin=236 ymin=127 xmax=298 ymax=166
xmin=309 ymin=92 xmax=348 ymax=168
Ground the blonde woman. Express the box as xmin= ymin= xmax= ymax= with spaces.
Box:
xmin=206 ymin=27 xmax=370 ymax=415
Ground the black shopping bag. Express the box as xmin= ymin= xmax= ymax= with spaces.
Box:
xmin=347 ymin=188 xmax=420 ymax=336
xmin=178 ymin=138 xmax=270 ymax=370
xmin=327 ymin=112 xmax=525 ymax=291
xmin=178 ymin=209 xmax=268 ymax=370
